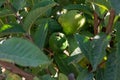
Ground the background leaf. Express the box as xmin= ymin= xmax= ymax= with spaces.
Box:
xmin=0 ymin=0 xmax=5 ymax=7
xmin=42 ymin=74 xmax=55 ymax=80
xmin=64 ymin=4 xmax=93 ymax=16
xmin=77 ymin=69 xmax=94 ymax=80
xmin=23 ymin=3 xmax=57 ymax=34
xmin=115 ymin=22 xmax=120 ymax=42
xmin=33 ymin=22 xmax=48 ymax=49
xmin=54 ymin=53 xmax=77 ymax=75
xmin=32 ymin=0 xmax=55 ymax=17
xmin=104 ymin=42 xmax=120 ymax=80
xmin=95 ymin=68 xmax=105 ymax=80
xmin=109 ymin=0 xmax=120 ymax=14
xmin=0 ymin=9 xmax=14 ymax=17
xmin=11 ymin=0 xmax=26 ymax=11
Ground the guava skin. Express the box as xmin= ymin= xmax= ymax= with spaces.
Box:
xmin=49 ymin=32 xmax=68 ymax=52
xmin=58 ymin=10 xmax=86 ymax=35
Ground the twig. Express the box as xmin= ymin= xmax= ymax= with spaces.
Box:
xmin=98 ymin=60 xmax=106 ymax=68
xmin=93 ymin=11 xmax=100 ymax=35
xmin=93 ymin=11 xmax=108 ymax=35
xmin=0 ymin=60 xmax=34 ymax=80
xmin=44 ymin=48 xmax=54 ymax=57
xmin=24 ymin=33 xmax=34 ymax=42
xmin=106 ymin=9 xmax=115 ymax=34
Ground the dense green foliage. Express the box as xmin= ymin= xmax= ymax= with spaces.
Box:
xmin=0 ymin=0 xmax=120 ymax=80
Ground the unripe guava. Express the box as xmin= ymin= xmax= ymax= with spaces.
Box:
xmin=49 ymin=32 xmax=68 ymax=52
xmin=58 ymin=10 xmax=86 ymax=35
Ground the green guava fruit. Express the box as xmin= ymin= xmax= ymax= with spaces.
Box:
xmin=49 ymin=32 xmax=68 ymax=52
xmin=58 ymin=10 xmax=86 ymax=35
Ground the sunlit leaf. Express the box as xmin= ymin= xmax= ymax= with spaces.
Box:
xmin=87 ymin=0 xmax=111 ymax=10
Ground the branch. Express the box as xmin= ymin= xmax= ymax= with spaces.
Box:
xmin=0 ymin=61 xmax=34 ymax=80
xmin=106 ymin=9 xmax=115 ymax=34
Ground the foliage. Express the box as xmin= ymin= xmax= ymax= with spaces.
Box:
xmin=0 ymin=0 xmax=120 ymax=80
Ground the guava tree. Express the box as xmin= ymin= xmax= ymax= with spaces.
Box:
xmin=0 ymin=0 xmax=120 ymax=80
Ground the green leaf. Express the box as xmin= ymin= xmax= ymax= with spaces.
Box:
xmin=0 ymin=9 xmax=14 ymax=17
xmin=75 ymin=33 xmax=111 ymax=71
xmin=93 ymin=5 xmax=107 ymax=18
xmin=64 ymin=4 xmax=93 ymax=15
xmin=67 ymin=54 xmax=84 ymax=64
xmin=42 ymin=74 xmax=55 ymax=80
xmin=0 ymin=24 xmax=25 ymax=36
xmin=109 ymin=0 xmax=120 ymax=14
xmin=48 ymin=19 xmax=62 ymax=34
xmin=54 ymin=0 xmax=70 ymax=6
xmin=23 ymin=3 xmax=57 ymax=34
xmin=11 ymin=0 xmax=26 ymax=11
xmin=54 ymin=53 xmax=71 ymax=75
xmin=90 ymin=34 xmax=111 ymax=70
xmin=54 ymin=53 xmax=77 ymax=75
xmin=77 ymin=69 xmax=94 ymax=80
xmin=0 ymin=0 xmax=5 ymax=7
xmin=115 ymin=22 xmax=120 ymax=42
xmin=33 ymin=22 xmax=48 ymax=49
xmin=87 ymin=0 xmax=111 ymax=10
xmin=95 ymin=68 xmax=105 ymax=80
xmin=67 ymin=35 xmax=81 ymax=55
xmin=0 ymin=37 xmax=49 ymax=67
xmin=32 ymin=0 xmax=55 ymax=17
xmin=32 ymin=0 xmax=55 ymax=9
xmin=104 ymin=43 xmax=120 ymax=80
